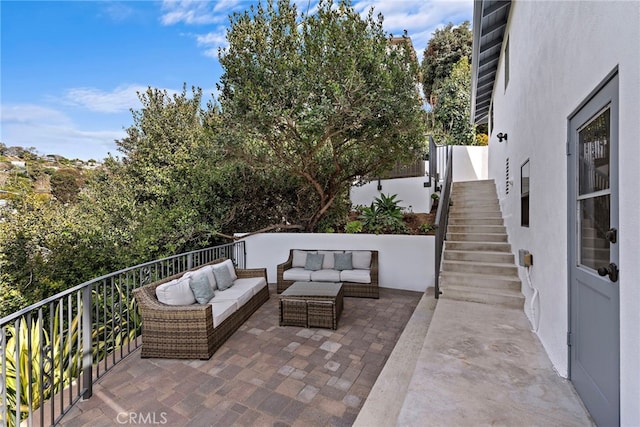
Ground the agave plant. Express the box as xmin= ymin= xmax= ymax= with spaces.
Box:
xmin=2 ymin=303 xmax=82 ymax=427
xmin=359 ymin=193 xmax=409 ymax=234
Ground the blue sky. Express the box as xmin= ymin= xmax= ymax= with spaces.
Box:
xmin=1 ymin=0 xmax=472 ymax=161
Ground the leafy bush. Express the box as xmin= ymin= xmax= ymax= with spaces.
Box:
xmin=419 ymin=222 xmax=436 ymax=233
xmin=359 ymin=193 xmax=408 ymax=234
xmin=345 ymin=220 xmax=363 ymax=234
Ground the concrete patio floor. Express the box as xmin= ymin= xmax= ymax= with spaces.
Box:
xmin=59 ymin=284 xmax=594 ymax=426
xmin=60 ymin=285 xmax=422 ymax=426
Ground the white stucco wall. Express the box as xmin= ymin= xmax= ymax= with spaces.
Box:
xmin=486 ymin=1 xmax=640 ymax=424
xmin=239 ymin=233 xmax=435 ymax=292
xmin=350 ymin=172 xmax=433 ymax=213
xmin=452 ymin=145 xmax=488 ymax=182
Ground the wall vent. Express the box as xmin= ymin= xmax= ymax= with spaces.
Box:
xmin=505 ymin=157 xmax=510 ymax=194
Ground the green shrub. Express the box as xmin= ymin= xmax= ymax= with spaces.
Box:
xmin=345 ymin=220 xmax=363 ymax=234
xmin=419 ymin=222 xmax=436 ymax=233
xmin=359 ymin=193 xmax=408 ymax=234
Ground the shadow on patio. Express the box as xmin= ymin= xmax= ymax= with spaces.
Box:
xmin=59 ymin=285 xmax=422 ymax=426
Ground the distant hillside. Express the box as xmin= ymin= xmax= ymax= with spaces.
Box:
xmin=0 ymin=143 xmax=101 ymax=201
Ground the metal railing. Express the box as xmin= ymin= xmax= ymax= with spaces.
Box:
xmin=0 ymin=242 xmax=245 ymax=427
xmin=434 ymin=144 xmax=453 ymax=299
xmin=383 ymin=157 xmax=426 ymax=179
xmin=428 ymin=136 xmax=450 ymax=190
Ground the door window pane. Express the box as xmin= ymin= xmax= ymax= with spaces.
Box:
xmin=580 ymin=194 xmax=610 ymax=270
xmin=579 ymin=108 xmax=610 ymax=195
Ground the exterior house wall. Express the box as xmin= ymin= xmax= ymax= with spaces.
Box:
xmin=487 ymin=1 xmax=640 ymax=424
xmin=452 ymin=145 xmax=488 ymax=182
xmin=239 ymin=233 xmax=435 ymax=292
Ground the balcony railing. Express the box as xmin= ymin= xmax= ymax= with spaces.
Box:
xmin=0 ymin=242 xmax=245 ymax=427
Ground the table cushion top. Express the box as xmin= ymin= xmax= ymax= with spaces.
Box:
xmin=281 ymin=282 xmax=343 ymax=297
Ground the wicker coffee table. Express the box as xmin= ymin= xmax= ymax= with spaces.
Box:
xmin=279 ymin=282 xmax=344 ymax=330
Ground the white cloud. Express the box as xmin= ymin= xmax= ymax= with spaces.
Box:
xmin=350 ymin=0 xmax=473 ymax=60
xmin=160 ymin=0 xmax=227 ymax=25
xmin=195 ymin=30 xmax=228 ymax=58
xmin=0 ymin=104 xmax=125 ymax=161
xmin=62 ymin=84 xmax=150 ymax=113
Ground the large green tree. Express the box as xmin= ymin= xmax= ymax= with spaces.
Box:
xmin=432 ymin=58 xmax=476 ymax=145
xmin=421 ymin=21 xmax=472 ymax=106
xmin=218 ymin=0 xmax=426 ymax=231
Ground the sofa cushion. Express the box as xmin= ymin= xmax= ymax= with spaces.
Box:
xmin=340 ymin=269 xmax=371 ymax=284
xmin=209 ymin=299 xmax=237 ymax=328
xmin=283 ymin=268 xmax=312 ymax=282
xmin=189 ymin=272 xmax=215 ymax=304
xmin=292 ymin=250 xmax=313 ymax=268
xmin=213 ymin=285 xmax=254 ymax=310
xmin=311 ymin=269 xmax=341 ymax=282
xmin=232 ymin=277 xmax=267 ymax=296
xmin=319 ymin=250 xmax=341 ymax=269
xmin=333 ymin=252 xmax=353 ymax=271
xmin=219 ymin=259 xmax=238 ymax=281
xmin=305 ymin=253 xmax=324 ymax=271
xmin=348 ymin=251 xmax=372 ymax=269
xmin=155 ymin=276 xmax=197 ymax=306
xmin=191 ymin=265 xmax=217 ymax=291
xmin=213 ymin=263 xmax=234 ymax=291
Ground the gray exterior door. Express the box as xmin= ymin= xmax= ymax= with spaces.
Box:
xmin=568 ymin=72 xmax=619 ymax=426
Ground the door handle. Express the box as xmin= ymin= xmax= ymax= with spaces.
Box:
xmin=597 ymin=263 xmax=619 ymax=283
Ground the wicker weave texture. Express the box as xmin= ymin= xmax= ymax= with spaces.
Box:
xmin=276 ymin=250 xmax=379 ymax=298
xmin=279 ymin=283 xmax=344 ymax=330
xmin=133 ymin=258 xmax=269 ymax=360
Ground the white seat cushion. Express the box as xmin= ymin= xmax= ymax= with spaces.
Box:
xmin=232 ymin=277 xmax=267 ymax=296
xmin=340 ymin=269 xmax=371 ymax=284
xmin=214 ymin=285 xmax=254 ymax=310
xmin=311 ymin=269 xmax=341 ymax=282
xmin=155 ymin=276 xmax=196 ymax=306
xmin=348 ymin=251 xmax=372 ymax=269
xmin=283 ymin=268 xmax=312 ymax=282
xmin=209 ymin=299 xmax=237 ymax=328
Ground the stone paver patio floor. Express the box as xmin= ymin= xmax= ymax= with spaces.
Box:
xmin=60 ymin=285 xmax=422 ymax=427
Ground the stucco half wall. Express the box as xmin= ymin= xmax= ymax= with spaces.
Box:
xmin=238 ymin=233 xmax=435 ymax=293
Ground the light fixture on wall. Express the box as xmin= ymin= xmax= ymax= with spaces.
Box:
xmin=497 ymin=132 xmax=508 ymax=142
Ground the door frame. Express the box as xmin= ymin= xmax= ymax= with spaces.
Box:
xmin=566 ymin=67 xmax=620 ymax=424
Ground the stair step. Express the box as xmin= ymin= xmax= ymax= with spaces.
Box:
xmin=444 ymin=249 xmax=514 ymax=264
xmin=450 ymin=201 xmax=500 ymax=209
xmin=445 ymin=241 xmax=512 ymax=252
xmin=441 ymin=259 xmax=518 ymax=276
xmin=449 ymin=211 xmax=504 ymax=219
xmin=448 ymin=217 xmax=504 ymax=226
xmin=440 ymin=285 xmax=524 ymax=309
xmin=453 ymin=180 xmax=496 ymax=188
xmin=447 ymin=225 xmax=506 ymax=234
xmin=446 ymin=232 xmax=509 ymax=242
xmin=440 ymin=271 xmax=521 ymax=291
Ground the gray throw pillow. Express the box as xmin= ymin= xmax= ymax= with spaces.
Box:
xmin=189 ymin=274 xmax=215 ymax=304
xmin=305 ymin=253 xmax=324 ymax=271
xmin=213 ymin=264 xmax=234 ymax=291
xmin=333 ymin=252 xmax=353 ymax=271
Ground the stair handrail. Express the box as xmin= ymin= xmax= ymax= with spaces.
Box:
xmin=434 ymin=144 xmax=453 ymax=299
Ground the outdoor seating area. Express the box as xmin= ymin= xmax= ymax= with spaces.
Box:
xmin=132 ymin=258 xmax=270 ymax=360
xmin=59 ymin=285 xmax=423 ymax=426
xmin=277 ymin=249 xmax=379 ymax=298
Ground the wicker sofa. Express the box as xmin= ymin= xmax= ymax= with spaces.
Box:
xmin=133 ymin=258 xmax=269 ymax=360
xmin=277 ymin=249 xmax=379 ymax=298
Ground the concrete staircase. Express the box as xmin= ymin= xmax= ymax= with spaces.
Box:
xmin=439 ymin=179 xmax=524 ymax=309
